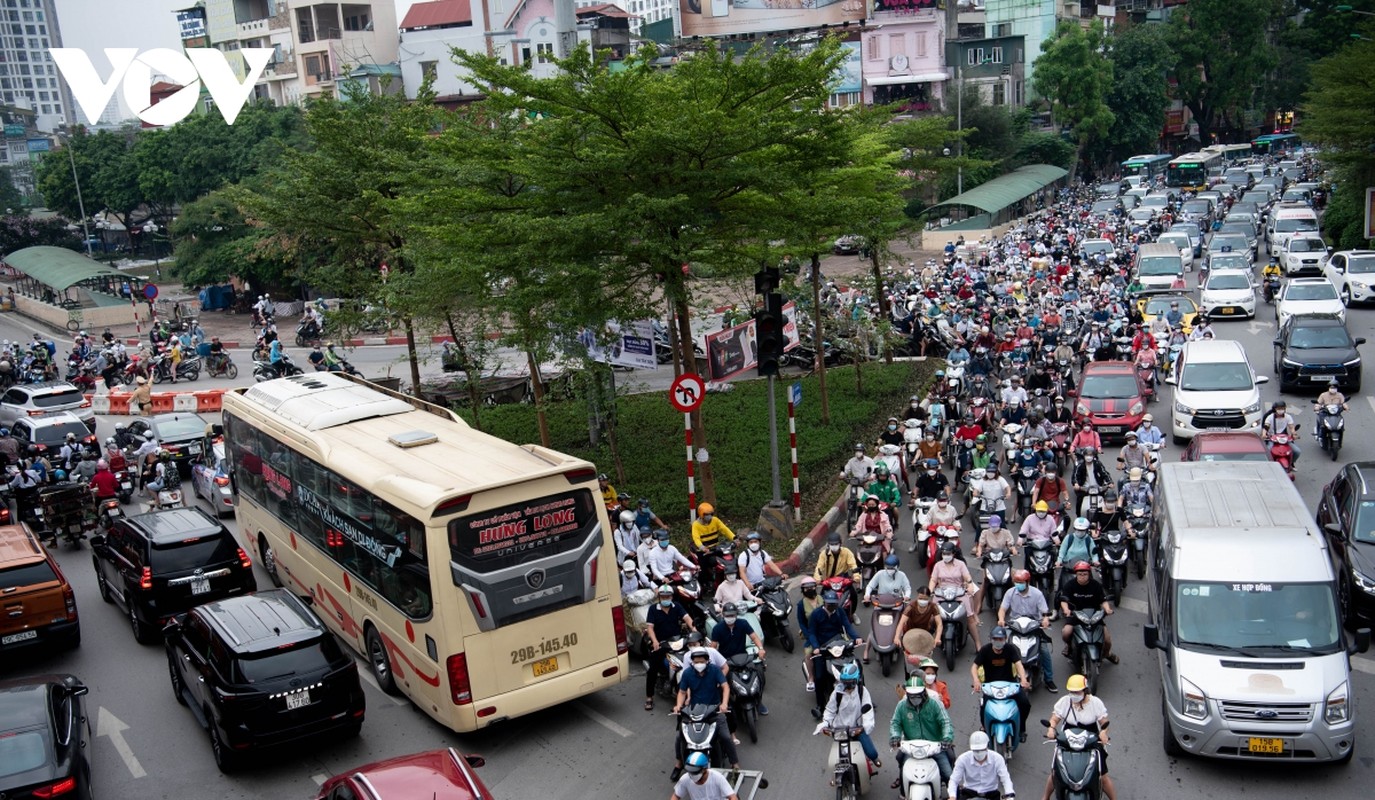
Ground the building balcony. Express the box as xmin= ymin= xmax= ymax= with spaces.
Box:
xmin=266 ymin=58 xmax=297 ymax=77
xmin=238 ymin=18 xmax=270 ymax=38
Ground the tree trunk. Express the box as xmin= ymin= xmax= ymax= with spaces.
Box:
xmin=667 ymin=296 xmax=683 ymax=377
xmin=526 ymin=348 xmax=551 ymax=448
xmin=810 ymin=252 xmax=830 ymax=425
xmin=1068 ymin=138 xmax=1087 ymax=184
xmin=870 ymin=246 xmax=892 ymax=364
xmin=673 ymin=291 xmax=715 ymax=506
xmin=444 ymin=313 xmax=481 ymax=431
xmin=403 ymin=316 xmax=421 ymax=397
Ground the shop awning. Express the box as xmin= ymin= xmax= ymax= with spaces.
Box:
xmin=926 ymin=165 xmax=1068 ymax=216
xmin=3 ymin=246 xmax=131 ymax=291
xmin=866 ymin=71 xmax=950 ymax=86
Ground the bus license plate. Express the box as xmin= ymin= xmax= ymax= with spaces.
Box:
xmin=191 ymin=577 xmax=211 ymax=595
xmin=286 ymin=690 xmax=311 ymax=710
xmin=1247 ymin=737 xmax=1283 ymax=754
xmin=532 ymin=656 xmax=559 ymax=677
xmin=2 ymin=630 xmax=37 ymax=645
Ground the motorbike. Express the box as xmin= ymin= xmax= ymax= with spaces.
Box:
xmin=1001 ymin=422 xmax=1024 ymax=468
xmin=844 ymin=477 xmax=866 ymax=533
xmin=1098 ymin=528 xmax=1130 ymax=606
xmin=1043 ymin=720 xmax=1107 ymax=800
xmin=820 ymin=574 xmax=857 ymax=620
xmin=205 ymin=352 xmax=239 ymax=379
xmin=981 ymin=547 xmax=1013 ymax=611
xmin=810 ymin=635 xmax=863 ymax=720
xmin=1025 ymin=537 xmax=1057 ymax=600
xmin=1267 ymin=433 xmax=1297 ymax=480
xmin=114 ymin=465 xmax=135 ymax=504
xmin=853 ymin=530 xmax=887 ymax=590
xmin=1316 ymin=403 xmax=1345 ymax=461
xmin=155 ymin=484 xmax=185 ymax=510
xmin=668 ymin=569 xmax=710 ymax=633
xmin=1263 ymin=271 xmax=1281 ymax=304
xmin=902 ymin=420 xmax=924 ymax=478
xmin=150 ymin=352 xmax=201 ymax=383
xmin=726 ymin=652 xmax=765 ymax=744
xmin=867 ymin=593 xmax=905 ymax=677
xmin=1068 ymin=608 xmax=1107 ymax=693
xmin=753 ymin=576 xmax=795 ymax=653
xmin=707 ymin=541 xmax=739 ymax=598
xmin=1008 ymin=615 xmax=1045 ymax=691
xmin=935 ymin=585 xmax=971 ymax=671
xmin=980 ymin=681 xmax=1024 ymax=760
xmin=675 ymin=703 xmax=725 ymax=769
xmin=910 ymin=497 xmax=935 ymax=554
xmin=876 ymin=444 xmax=905 ymax=493
xmin=316 ymin=357 xmax=362 ymax=376
xmin=253 ymin=354 xmax=304 ymax=382
xmin=896 ymin=739 xmax=945 ymax=800
xmin=827 ymin=724 xmax=875 ymax=800
xmin=1135 ymin=359 xmax=1157 ymax=401
xmin=654 ymin=636 xmax=689 ymax=700
xmin=295 ymin=318 xmax=323 ymax=346
xmin=95 ymin=496 xmax=123 ymax=532
xmin=1014 ymin=462 xmax=1038 ymax=519
xmin=1123 ymin=503 xmax=1149 ymax=580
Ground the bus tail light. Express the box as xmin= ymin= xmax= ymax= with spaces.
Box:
xmin=140 ymin=567 xmax=153 ymax=590
xmin=447 ymin=654 xmax=473 ymax=705
xmin=433 ymin=494 xmax=472 ymax=517
xmin=468 ymin=592 xmax=487 ymax=619
xmin=611 ymin=605 xmax=628 ymax=655
xmin=564 ymin=467 xmax=597 ymax=484
xmin=588 ymin=556 xmax=598 ymax=591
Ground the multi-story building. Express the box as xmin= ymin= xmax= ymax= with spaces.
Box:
xmin=398 ymin=0 xmax=487 ymax=103
xmin=858 ymin=0 xmax=947 ymax=109
xmin=946 ymin=32 xmax=1027 ymax=110
xmin=577 ymin=0 xmax=660 ymax=36
xmin=0 ymin=0 xmax=72 ymax=132
xmin=982 ymin=0 xmax=1053 ymax=91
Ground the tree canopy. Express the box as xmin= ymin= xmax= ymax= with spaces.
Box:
xmin=1032 ymin=20 xmax=1114 ymax=181
xmin=1166 ymin=0 xmax=1280 ymax=143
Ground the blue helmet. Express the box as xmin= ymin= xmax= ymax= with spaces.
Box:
xmin=840 ymin=663 xmax=861 ymax=683
xmin=684 ymin=751 xmax=710 ymax=774
xmin=822 ymin=590 xmax=840 ymax=605
xmin=884 ymin=554 xmax=900 ymax=567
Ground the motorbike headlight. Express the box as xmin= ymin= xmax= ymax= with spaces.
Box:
xmin=1174 ymin=401 xmax=1195 ymax=415
xmin=1352 ymin=565 xmax=1375 ymax=595
xmin=1325 ymin=681 xmax=1350 ymax=725
xmin=1181 ymin=677 xmax=1209 ymax=720
xmin=1242 ymin=402 xmax=1262 ymax=416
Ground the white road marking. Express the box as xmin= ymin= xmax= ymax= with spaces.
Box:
xmin=1247 ymin=319 xmax=1276 ymax=335
xmin=574 ymin=700 xmax=634 ymax=738
xmin=1118 ymin=597 xmax=1149 ymax=615
xmin=353 ymin=656 xmax=407 ymax=706
xmin=96 ymin=706 xmax=147 ymax=779
xmin=311 ymin=774 xmax=329 ymax=786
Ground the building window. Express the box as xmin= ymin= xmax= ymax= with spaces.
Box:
xmin=991 ymin=46 xmax=1003 ymax=63
xmin=303 ymin=53 xmax=330 ymax=84
xmin=915 ymin=33 xmax=926 ymax=58
xmin=994 ymin=22 xmax=1011 ymax=36
xmin=888 ymin=33 xmax=905 ymax=56
xmin=1016 ymin=48 xmax=1023 ymax=63
xmin=343 ymin=12 xmax=370 ymax=31
xmin=966 ymin=47 xmax=984 ymax=66
xmin=521 ymin=45 xmax=531 ymax=64
xmin=993 ymin=82 xmax=1005 ymax=105
xmin=536 ymin=42 xmax=553 ymax=63
xmin=828 ymin=91 xmax=862 ymax=108
xmin=420 ymin=60 xmax=437 ymax=82
xmin=866 ymin=34 xmax=880 ymax=60
xmin=204 ymin=97 xmax=215 ymax=113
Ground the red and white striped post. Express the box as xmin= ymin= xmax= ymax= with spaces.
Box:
xmin=686 ymin=411 xmax=697 ymax=523
xmin=788 ymin=394 xmax=800 ymax=521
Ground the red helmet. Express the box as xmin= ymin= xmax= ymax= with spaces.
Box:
xmin=1073 ymin=561 xmax=1092 ymax=573
xmin=1013 ymin=569 xmax=1031 ymax=583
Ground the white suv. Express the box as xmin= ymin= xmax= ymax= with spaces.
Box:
xmin=0 ymin=382 xmax=95 ymax=432
xmin=1277 ymin=233 xmax=1328 ymax=277
xmin=1324 ymin=250 xmax=1375 ymax=306
xmin=1275 ymin=277 xmax=1345 ymax=327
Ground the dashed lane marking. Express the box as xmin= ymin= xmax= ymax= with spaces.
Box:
xmin=574 ymin=700 xmax=634 ymax=738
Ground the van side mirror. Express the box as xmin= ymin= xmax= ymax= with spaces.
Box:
xmin=1350 ymin=627 xmax=1371 ymax=656
xmin=67 ymin=684 xmax=89 ymax=698
xmin=1324 ymin=521 xmax=1346 ymax=539
xmin=1144 ymin=624 xmax=1163 ymax=651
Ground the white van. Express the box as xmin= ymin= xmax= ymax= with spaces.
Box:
xmin=1266 ymin=205 xmax=1320 ymax=257
xmin=1134 ymin=243 xmax=1185 ymax=291
xmin=1167 ymin=339 xmax=1267 ymax=442
xmin=1146 ymin=462 xmax=1370 ymax=763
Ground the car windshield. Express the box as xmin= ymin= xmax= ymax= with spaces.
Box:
xmin=1183 ymin=201 xmax=1211 ymax=215
xmin=150 ymin=535 xmax=238 ymax=573
xmin=0 ymin=730 xmax=48 ymax=778
xmin=233 ymin=637 xmax=343 ymax=684
xmin=1142 ymin=195 xmax=1169 ymax=208
xmin=1285 ymin=283 xmax=1338 ymax=302
xmin=1205 ymin=273 xmax=1250 ymax=290
xmin=1179 ymin=362 xmax=1253 ymax=391
xmin=0 ymin=560 xmax=58 ymax=591
xmin=1139 ymin=257 xmax=1182 ymax=276
xmin=1275 ymin=218 xmax=1319 ymax=233
xmin=1079 ymin=374 xmax=1139 ymax=399
xmin=1348 ymin=255 xmax=1375 ymax=274
xmin=33 ymin=420 xmax=89 ymax=447
xmin=1353 ymin=502 xmax=1375 ymax=544
xmin=1082 ymin=242 xmax=1113 ymax=255
xmin=1288 ymin=238 xmax=1323 ymax=253
xmin=1210 ymin=256 xmax=1251 ymax=271
xmin=1288 ymin=326 xmax=1351 ymax=349
xmin=31 ymin=390 xmax=83 ymax=408
xmin=1225 ymin=213 xmax=1252 ymax=224
xmin=1197 ymin=451 xmax=1270 ymax=462
xmin=153 ymin=416 xmax=205 ymax=440
xmin=1159 ymin=235 xmax=1191 ymax=249
xmin=1175 ymin=581 xmax=1340 ymax=654
xmin=1146 ymin=297 xmax=1195 ymax=315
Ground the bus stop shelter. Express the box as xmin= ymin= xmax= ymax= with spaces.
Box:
xmin=2 ymin=245 xmax=147 ymax=331
xmin=925 ymin=165 xmax=1069 ymax=230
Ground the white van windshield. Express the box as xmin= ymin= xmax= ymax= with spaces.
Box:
xmin=1179 ymin=362 xmax=1252 ymax=392
xmin=1275 ymin=218 xmax=1319 ymax=233
xmin=1139 ymin=257 xmax=1182 ymax=277
xmin=1175 ymin=581 xmax=1340 ymax=654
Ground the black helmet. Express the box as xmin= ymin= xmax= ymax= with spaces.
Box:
xmin=827 ymin=532 xmax=842 ymax=546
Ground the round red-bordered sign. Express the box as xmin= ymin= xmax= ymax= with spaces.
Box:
xmin=669 ymin=372 xmax=706 ymax=413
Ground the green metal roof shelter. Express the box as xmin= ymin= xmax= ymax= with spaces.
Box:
xmin=927 ymin=165 xmax=1069 ymax=228
xmin=4 ymin=246 xmax=143 ymax=309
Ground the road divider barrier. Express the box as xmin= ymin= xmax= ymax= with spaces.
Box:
xmin=194 ymin=390 xmax=225 ymax=414
xmin=172 ymin=394 xmax=198 ymax=412
xmin=106 ymin=393 xmax=131 ymax=415
xmin=84 ymin=389 xmax=227 ymax=416
xmin=90 ymin=395 xmax=110 ymax=414
xmin=149 ymin=394 xmax=175 ymax=415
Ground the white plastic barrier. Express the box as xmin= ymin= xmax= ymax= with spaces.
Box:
xmin=172 ymin=394 xmax=199 ymax=412
xmin=90 ymin=395 xmax=111 ymax=414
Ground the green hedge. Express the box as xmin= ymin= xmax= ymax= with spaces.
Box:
xmin=455 ymin=361 xmax=938 ymax=551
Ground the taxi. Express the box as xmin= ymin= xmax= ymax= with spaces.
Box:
xmin=1137 ymin=293 xmax=1199 ymax=334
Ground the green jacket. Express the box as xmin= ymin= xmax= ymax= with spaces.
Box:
xmin=867 ymin=479 xmax=901 ymax=507
xmin=888 ymin=695 xmax=954 ymax=743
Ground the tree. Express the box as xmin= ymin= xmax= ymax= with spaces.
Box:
xmin=169 ymin=184 xmax=297 ymax=290
xmin=1102 ymin=23 xmax=1175 ymax=163
xmin=1167 ymin=0 xmax=1281 ymax=143
xmin=0 ymin=214 xmax=83 ymax=253
xmin=0 ymin=167 xmax=25 ymax=211
xmin=1300 ymin=37 xmax=1375 ymax=249
xmin=449 ymin=40 xmax=856 ymax=508
xmin=1032 ymin=20 xmax=1114 ymax=181
xmin=35 ymin=127 xmax=145 ymax=237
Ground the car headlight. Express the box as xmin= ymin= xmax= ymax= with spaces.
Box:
xmin=1175 ymin=401 xmax=1195 ymax=415
xmin=1128 ymin=402 xmax=1144 ymax=416
xmin=1345 ymin=357 xmax=1362 ymax=367
xmin=1325 ymin=680 xmax=1350 ymax=725
xmin=1242 ymin=402 xmax=1262 ymax=415
xmin=1281 ymin=357 xmax=1302 ymax=368
xmin=1181 ymin=677 xmax=1209 ymax=720
xmin=1351 ymin=281 xmax=1368 ymax=291
xmin=1352 ymin=565 xmax=1375 ymax=594
xmin=1076 ymin=403 xmax=1090 ymax=416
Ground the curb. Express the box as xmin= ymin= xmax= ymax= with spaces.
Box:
xmin=777 ymin=490 xmax=848 ymax=575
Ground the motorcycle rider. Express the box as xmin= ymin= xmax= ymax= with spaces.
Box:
xmin=647 ymin=529 xmax=697 ymax=582
xmin=895 ymin=586 xmax=944 ymax=655
xmin=998 ymin=569 xmax=1057 ymax=693
xmin=713 ymin=569 xmax=759 ymax=615
xmin=1056 ymin=518 xmax=1098 ymax=594
xmin=1069 ymin=421 xmax=1100 ymax=454
xmin=1071 ymin=447 xmax=1111 ymax=508
xmin=1019 ymin=501 xmax=1060 ymax=568
xmin=621 ymin=558 xmax=655 ymax=597
xmin=598 ymin=473 xmax=618 ymax=508
xmin=89 ymin=459 xmax=119 ymax=503
xmin=1058 ymin=562 xmax=1118 ymax=665
xmin=267 ymin=336 xmax=287 ymax=378
xmin=879 ymin=416 xmax=904 ymax=448
xmin=1313 ymin=379 xmax=1348 ymax=438
xmin=796 ymin=577 xmax=824 ymax=691
xmin=645 ymin=585 xmax=695 ymax=711
xmin=818 ymin=663 xmax=880 ymax=772
xmin=710 ymin=602 xmax=767 ymax=716
xmin=928 ymin=492 xmax=961 ymax=529
xmin=841 ymin=443 xmax=876 ymax=486
xmin=1040 ymin=674 xmax=1116 ymax=800
xmin=904 ymin=395 xmax=929 ymax=423
xmin=1115 ymin=431 xmax=1152 ymax=478
xmin=145 ymin=450 xmax=177 ymax=500
xmin=637 ymin=497 xmax=669 ymax=533
xmin=738 ymin=531 xmax=781 ymax=588
xmin=889 ymin=678 xmax=955 ymax=791
xmin=1030 ymin=465 xmax=1069 ymax=518
xmin=970 ymin=626 xmax=1033 ymax=742
xmin=671 ymin=648 xmax=742 ymax=778
xmin=307 ymin=345 xmax=326 ymax=371
xmin=806 ymin=590 xmax=863 ymax=706
xmin=1116 ymin=467 xmax=1152 ymax=512
xmin=131 ymin=431 xmax=160 ymax=488
xmin=615 ymin=510 xmax=642 ymax=561
xmin=970 ymin=465 xmax=1010 ymax=526
xmin=948 ymin=731 xmax=1015 ymax=800
xmin=930 ymin=541 xmax=983 ymax=650
xmin=814 ymin=532 xmax=861 ymax=613
xmin=918 ymin=657 xmax=952 ymax=708
xmin=866 ymin=465 xmax=902 ymax=530
xmin=1134 ymin=413 xmax=1164 ymax=447
xmin=914 ymin=459 xmax=951 ymax=505
xmin=974 ymin=515 xmax=1018 ymax=559
xmin=672 ymin=751 xmax=739 ymax=800
xmin=691 ymin=502 xmax=736 ymax=586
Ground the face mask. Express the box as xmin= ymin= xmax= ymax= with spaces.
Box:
xmin=660 ymin=598 xmax=672 ymax=607
xmin=888 ymin=425 xmax=897 ymax=432
xmin=1036 ymin=510 xmax=1047 ymax=519
xmin=702 ymin=514 xmax=713 ymax=522
xmin=1015 ymin=582 xmax=1028 ymax=592
xmin=723 ymin=616 xmax=737 ymax=625
xmin=1073 ymin=531 xmax=1084 ymax=538
xmin=942 ymin=554 xmax=954 ymax=564
xmin=802 ymin=589 xmax=817 ymax=598
xmin=725 ymin=573 xmax=737 ymax=582
xmin=748 ymin=543 xmax=760 ymax=552
xmin=911 ymin=402 xmax=920 ymax=409
xmin=659 ymin=540 xmax=670 ymax=549
xmin=927 ymin=469 xmax=937 ymax=476
xmin=866 ymin=507 xmax=879 ymax=514
xmin=1070 ymin=692 xmax=1084 ymax=702
xmin=917 ymin=599 xmax=931 ymax=608
xmin=923 ymin=672 xmax=937 ymax=685
xmin=973 ymin=752 xmax=989 ymax=763
xmin=907 ymin=695 xmax=924 ymax=708
xmin=885 ymin=567 xmax=897 ymax=576
xmin=938 ymin=500 xmax=948 ymax=507
xmin=693 ymin=662 xmax=707 ymax=673
xmin=829 ymin=545 xmax=840 ymax=553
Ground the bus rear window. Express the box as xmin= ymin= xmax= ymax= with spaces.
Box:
xmin=449 ymin=489 xmax=599 ymax=570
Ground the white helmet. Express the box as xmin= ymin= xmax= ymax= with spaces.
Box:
xmin=619 ymin=510 xmax=636 ymax=526
xmin=622 ymin=559 xmax=636 ymax=573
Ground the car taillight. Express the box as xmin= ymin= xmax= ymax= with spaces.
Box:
xmin=32 ymin=776 xmax=76 ymax=797
xmin=62 ymin=584 xmax=76 ymax=621
xmin=447 ymin=654 xmax=473 ymax=705
xmin=79 ymin=400 xmax=92 ymax=408
xmin=140 ymin=567 xmax=152 ymax=590
xmin=26 ymin=409 xmax=42 ymax=416
xmin=237 ymin=547 xmax=252 ymax=569
xmin=214 ymin=476 xmax=230 ymax=486
xmin=611 ymin=605 xmax=627 ymax=655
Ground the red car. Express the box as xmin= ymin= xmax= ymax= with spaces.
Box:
xmin=315 ymin=748 xmax=494 ymax=800
xmin=1180 ymin=431 xmax=1271 ymax=462
xmin=1072 ymin=361 xmax=1148 ymax=442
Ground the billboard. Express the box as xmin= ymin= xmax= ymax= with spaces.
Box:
xmin=677 ymin=0 xmax=865 ymax=39
xmin=873 ymin=0 xmax=936 ymax=11
xmin=25 ymin=138 xmax=49 ymax=153
xmin=834 ymin=41 xmax=862 ymax=94
xmin=176 ymin=9 xmax=208 ymax=41
xmin=703 ymin=302 xmax=802 ymax=381
xmin=577 ymin=320 xmax=658 ymax=370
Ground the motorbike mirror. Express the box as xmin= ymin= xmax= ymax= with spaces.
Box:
xmin=1040 ymin=718 xmax=1052 ymax=728
xmin=1100 ymin=720 xmax=1110 ymax=729
xmin=1356 ymin=338 xmax=1367 ymax=346
xmin=88 ymin=534 xmax=105 ymax=548
xmin=1143 ymin=624 xmax=1163 ymax=651
xmin=1351 ymin=628 xmax=1371 ymax=656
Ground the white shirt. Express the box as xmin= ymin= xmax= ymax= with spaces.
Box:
xmin=1052 ymin=694 xmax=1109 ymax=729
xmin=948 ymin=750 xmax=1014 ymax=798
xmin=740 ymin=546 xmax=773 ymax=585
xmin=864 ymin=568 xmax=912 ymax=600
xmin=822 ymin=684 xmax=876 ymax=733
xmin=645 ymin=544 xmax=695 ymax=580
xmin=673 ymin=769 xmax=736 ymax=800
xmin=614 ymin=524 xmax=640 ymax=560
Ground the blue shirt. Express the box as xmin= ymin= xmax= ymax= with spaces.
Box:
xmin=711 ymin=620 xmax=751 ymax=659
xmin=807 ymin=606 xmax=859 ymax=649
xmin=269 ymin=340 xmax=283 ymax=363
xmin=679 ymin=663 xmax=727 ymax=706
xmin=647 ymin=602 xmax=689 ymax=642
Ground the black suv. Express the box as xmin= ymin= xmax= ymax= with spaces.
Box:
xmin=125 ymin=413 xmax=208 ymax=477
xmin=0 ymin=674 xmax=91 ymax=800
xmin=1273 ymin=314 xmax=1365 ymax=393
xmin=90 ymin=508 xmax=256 ymax=644
xmin=164 ymin=590 xmax=365 ymax=772
xmin=1317 ymin=462 xmax=1375 ymax=623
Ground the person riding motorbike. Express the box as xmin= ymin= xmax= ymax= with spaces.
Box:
xmin=949 ymin=731 xmax=1015 ymax=800
xmin=646 ymin=529 xmax=697 ymax=582
xmin=930 ymin=541 xmax=982 ymax=649
xmin=998 ymin=568 xmax=1057 ymax=693
xmin=818 ymin=663 xmax=880 ymax=773
xmin=867 ymin=465 xmax=902 ymax=527
xmin=145 ymin=450 xmax=176 ymax=498
xmin=974 ymin=515 xmax=1018 ymax=559
xmin=1072 ymin=447 xmax=1111 ymax=504
xmin=1058 ymin=562 xmax=1117 ymax=665
xmin=1134 ymin=413 xmax=1164 ymax=447
xmin=1069 ymin=421 xmax=1100 ymax=454
xmin=913 ymin=459 xmax=950 ymax=504
xmin=1313 ymin=378 xmax=1349 ymax=438
xmin=889 ymin=678 xmax=955 ymax=790
xmin=1056 ymin=518 xmax=1098 ymax=594
xmin=894 ymin=586 xmax=944 ymax=654
xmin=1117 ymin=467 xmax=1152 ymax=510
xmin=672 ymin=751 xmax=738 ymax=800
xmin=814 ymin=533 xmax=861 ymax=612
xmin=710 ymin=602 xmax=767 ymax=715
xmin=615 ymin=510 xmax=641 ymax=561
xmin=971 ymin=626 xmax=1033 ymax=742
xmin=1030 ymin=465 xmax=1069 ymax=518
xmin=670 ymin=647 xmax=742 ymax=778
xmin=807 ymin=590 xmax=863 ymax=703
xmin=1115 ymin=431 xmax=1151 ymax=476
xmin=971 ymin=466 xmax=1010 ymax=525
xmin=879 ymin=416 xmax=904 ymax=448
xmin=691 ymin=502 xmax=736 ymax=583
xmin=713 ymin=569 xmax=759 ymax=615
xmin=1039 ymin=674 xmax=1117 ymax=800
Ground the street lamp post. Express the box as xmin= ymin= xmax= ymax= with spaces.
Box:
xmin=1335 ymin=4 xmax=1375 ymax=16
xmin=142 ymin=221 xmax=161 ymax=278
xmin=954 ymin=54 xmax=994 ymax=196
xmin=56 ymin=127 xmax=92 ymax=257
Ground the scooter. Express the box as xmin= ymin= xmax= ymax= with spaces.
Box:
xmin=252 ymin=353 xmax=303 ymax=382
xmin=1263 ymin=271 xmax=1281 ymax=304
xmin=1014 ymin=462 xmax=1039 ymax=519
xmin=114 ymin=466 xmax=135 ymax=504
xmin=1267 ymin=433 xmax=1296 ymax=480
xmin=708 ymin=541 xmax=739 ymax=598
xmin=810 ymin=636 xmax=863 ymax=720
xmin=820 ymin=574 xmax=857 ymax=621
xmin=95 ymin=496 xmax=123 ymax=532
xmin=903 ymin=420 xmax=924 ymax=480
xmin=827 ymin=724 xmax=874 ymax=798
xmin=753 ymin=576 xmax=795 ymax=653
xmin=1001 ymin=423 xmax=1024 ymax=469
xmin=1068 ymin=608 xmax=1107 ymax=694
xmin=1007 ymin=615 xmax=1045 ymax=691
xmin=1098 ymin=528 xmax=1130 ymax=606
xmin=668 ymin=569 xmax=710 ymax=634
xmin=1124 ymin=504 xmax=1149 ymax=580
xmin=1025 ymin=538 xmax=1057 ymax=604
xmin=981 ymin=547 xmax=1013 ymax=611
xmin=155 ymin=484 xmax=184 ymax=510
xmin=910 ymin=497 xmax=935 ymax=553
xmin=844 ymin=477 xmax=866 ymax=533
xmin=867 ymin=593 xmax=905 ymax=678
xmin=727 ymin=652 xmax=765 ymax=744
xmin=1316 ymin=403 xmax=1345 ymax=461
xmin=935 ymin=585 xmax=970 ymax=672
xmin=877 ymin=443 xmax=906 ymax=490
xmin=980 ymin=681 xmax=1024 ymax=760
xmin=897 ymin=739 xmax=945 ymax=800
xmin=854 ymin=533 xmax=884 ymax=591
xmin=1043 ymin=720 xmax=1107 ymax=800
xmin=150 ymin=352 xmax=201 ymax=384
xmin=205 ymin=352 xmax=239 ymax=379
xmin=675 ymin=703 xmax=725 ymax=769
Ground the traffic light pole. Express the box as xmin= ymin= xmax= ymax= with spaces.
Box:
xmin=768 ymin=374 xmax=780 ymax=503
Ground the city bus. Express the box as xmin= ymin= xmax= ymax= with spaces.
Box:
xmin=1201 ymin=142 xmax=1252 ymax=165
xmin=1120 ymin=154 xmax=1172 ymax=182
xmin=1165 ymin=151 xmax=1222 ymax=192
xmin=1252 ymin=132 xmax=1300 ymax=156
xmin=221 ymin=372 xmax=629 ymax=732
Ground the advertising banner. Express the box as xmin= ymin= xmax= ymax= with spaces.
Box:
xmin=834 ymin=41 xmax=862 ymax=94
xmin=677 ymin=0 xmax=865 ymax=39
xmin=872 ymin=0 xmax=936 ymax=12
xmin=579 ymin=320 xmax=658 ymax=370
xmin=704 ymin=302 xmax=802 ymax=381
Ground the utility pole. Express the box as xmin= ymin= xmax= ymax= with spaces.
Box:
xmin=754 ymin=266 xmax=785 ymax=502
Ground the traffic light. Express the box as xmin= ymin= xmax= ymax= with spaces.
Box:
xmin=756 ymin=292 xmax=785 ymax=377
